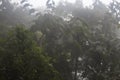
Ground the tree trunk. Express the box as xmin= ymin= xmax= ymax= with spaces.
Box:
xmin=74 ymin=56 xmax=78 ymax=80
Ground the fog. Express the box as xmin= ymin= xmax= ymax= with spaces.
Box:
xmin=0 ymin=0 xmax=120 ymax=80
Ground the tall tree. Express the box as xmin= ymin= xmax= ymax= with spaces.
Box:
xmin=0 ymin=26 xmax=61 ymax=80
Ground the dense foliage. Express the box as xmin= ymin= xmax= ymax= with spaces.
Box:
xmin=0 ymin=0 xmax=120 ymax=80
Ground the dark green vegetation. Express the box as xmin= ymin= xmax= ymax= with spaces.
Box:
xmin=0 ymin=0 xmax=120 ymax=80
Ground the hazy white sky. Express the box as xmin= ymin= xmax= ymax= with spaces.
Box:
xmin=12 ymin=0 xmax=118 ymax=8
xmin=28 ymin=0 xmax=112 ymax=7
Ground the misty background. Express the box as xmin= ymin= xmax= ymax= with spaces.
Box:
xmin=0 ymin=0 xmax=120 ymax=80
